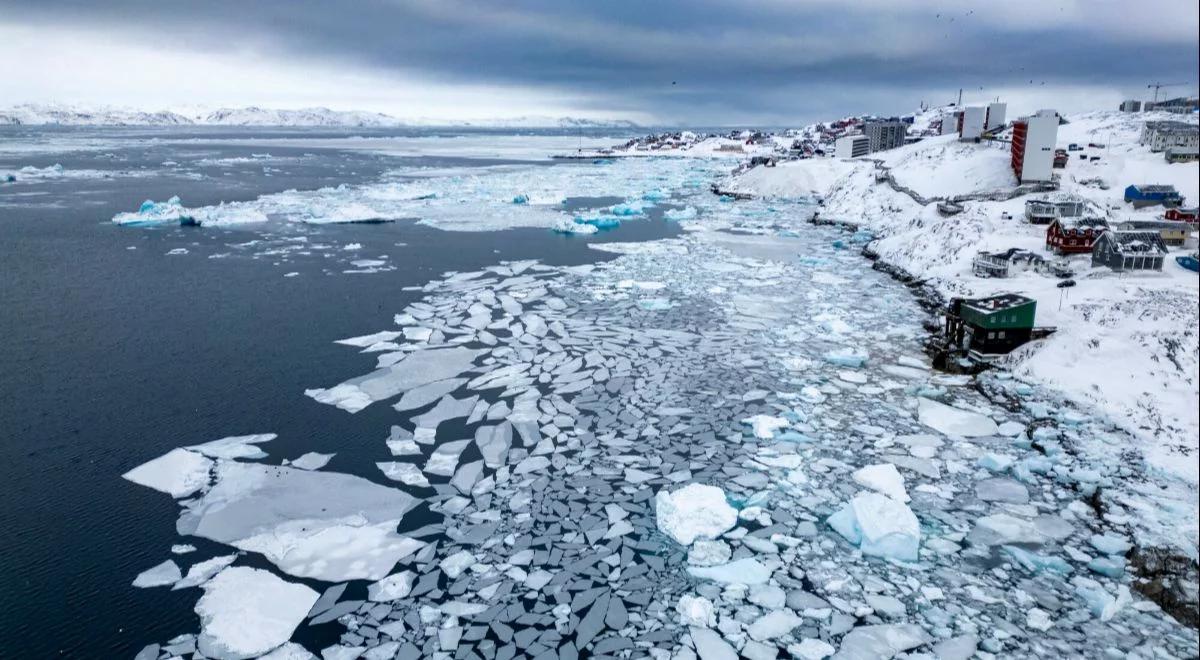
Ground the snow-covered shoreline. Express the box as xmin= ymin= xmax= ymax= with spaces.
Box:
xmin=720 ymin=109 xmax=1199 ymax=489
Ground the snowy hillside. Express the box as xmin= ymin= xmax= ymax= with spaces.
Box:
xmin=726 ymin=110 xmax=1200 ymax=485
xmin=0 ymin=102 xmax=642 ymax=129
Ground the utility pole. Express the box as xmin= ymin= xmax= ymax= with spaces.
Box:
xmin=957 ymin=88 xmax=962 ymax=107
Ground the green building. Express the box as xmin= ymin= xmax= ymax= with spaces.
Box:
xmin=945 ymin=294 xmax=1037 ymax=355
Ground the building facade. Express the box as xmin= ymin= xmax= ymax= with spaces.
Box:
xmin=1124 ymin=184 xmax=1184 ymax=208
xmin=835 ymin=134 xmax=870 ymax=159
xmin=864 ymin=121 xmax=907 ymax=152
xmin=985 ymin=102 xmax=1007 ymax=132
xmin=1046 ymin=217 xmax=1108 ymax=254
xmin=959 ymin=106 xmax=986 ymax=140
xmin=1010 ymin=110 xmax=1059 ymax=183
xmin=1120 ymin=100 xmax=1143 ymax=112
xmin=1114 ymin=220 xmax=1191 ymax=246
xmin=1139 ymin=121 xmax=1199 ymax=153
xmin=945 ymin=294 xmax=1037 ymax=355
xmin=1091 ymin=231 xmax=1168 ymax=271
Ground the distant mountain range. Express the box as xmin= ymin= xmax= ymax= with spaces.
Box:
xmin=0 ymin=103 xmax=642 ymax=129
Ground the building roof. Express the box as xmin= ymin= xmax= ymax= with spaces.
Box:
xmin=1128 ymin=184 xmax=1180 ymax=194
xmin=1115 ymin=220 xmax=1187 ymax=231
xmin=1102 ymin=231 xmax=1169 ymax=255
xmin=1144 ymin=120 xmax=1198 ymax=134
xmin=978 ymin=248 xmax=1045 ymax=263
xmin=1054 ymin=216 xmax=1108 ymax=229
xmin=961 ymin=293 xmax=1034 ymax=315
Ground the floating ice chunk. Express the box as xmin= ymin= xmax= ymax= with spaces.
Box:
xmin=638 ymin=298 xmax=675 ymax=311
xmin=177 ymin=461 xmax=419 ymax=581
xmin=393 ymin=378 xmax=467 ymax=412
xmin=976 ymin=453 xmax=1014 ymax=472
xmin=440 ymin=550 xmax=475 ymax=579
xmin=664 ymin=206 xmax=698 ymax=221
xmin=827 ymin=493 xmax=920 ymax=562
xmin=824 ymin=348 xmax=868 ymax=368
xmin=748 ymin=610 xmax=803 ymax=641
xmin=132 ymin=559 xmax=182 ymax=588
xmin=677 ymin=595 xmax=716 ymax=627
xmin=334 ymin=331 xmax=403 ymax=348
xmin=259 ymin=643 xmax=316 ymax=660
xmin=123 ymin=448 xmax=214 ymax=498
xmin=173 ymin=554 xmax=238 ymax=590
xmin=513 ymin=455 xmax=551 ymax=475
xmin=975 ymin=477 xmax=1029 ymax=503
xmin=742 ymin=415 xmax=789 ymax=439
xmin=851 ymin=464 xmax=909 ymax=502
xmin=195 ymin=566 xmax=317 ymax=660
xmin=689 ymin=626 xmax=738 ymax=660
xmin=1088 ymin=556 xmax=1125 ymax=578
xmin=997 ymin=421 xmax=1025 ymax=436
xmin=367 ymin=570 xmax=415 ymax=602
xmin=790 ymin=638 xmax=835 ymax=660
xmin=1026 ymin=607 xmax=1054 ymax=632
xmin=917 ymin=398 xmax=997 ymax=437
xmin=1089 ymin=533 xmax=1131 ymax=555
xmin=305 ymin=347 xmax=484 ymax=413
xmin=425 ymin=439 xmax=471 ymax=477
xmin=1001 ymin=545 xmax=1071 ymax=575
xmin=552 ymin=218 xmax=598 ymax=235
xmin=113 ymin=196 xmax=194 ymax=226
xmin=1073 ymin=577 xmax=1131 ymax=621
xmin=655 ymin=483 xmax=738 ymax=545
xmin=832 ymin=624 xmax=932 ymax=660
xmin=172 ymin=544 xmax=196 ymax=554
xmin=287 ymin=452 xmax=334 ymax=471
xmin=688 ymin=540 xmax=732 ymax=566
xmin=377 ymin=462 xmax=430 ymax=488
xmin=186 ymin=434 xmax=276 ymax=460
xmin=687 ymin=558 xmax=771 ymax=585
xmin=967 ymin=514 xmax=1045 ymax=547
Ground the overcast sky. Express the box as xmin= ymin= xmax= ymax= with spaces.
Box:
xmin=1 ymin=0 xmax=1197 ymax=125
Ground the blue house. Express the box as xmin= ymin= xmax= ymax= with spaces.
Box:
xmin=1124 ymin=184 xmax=1184 ymax=209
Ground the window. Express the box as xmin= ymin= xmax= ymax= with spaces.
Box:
xmin=988 ymin=332 xmax=996 ymax=339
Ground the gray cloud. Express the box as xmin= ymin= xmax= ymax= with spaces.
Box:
xmin=3 ymin=0 xmax=1197 ymax=123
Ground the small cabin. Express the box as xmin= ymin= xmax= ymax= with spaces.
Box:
xmin=1164 ymin=207 xmax=1198 ymax=223
xmin=1046 ymin=217 xmax=1108 ymax=255
xmin=1124 ymin=184 xmax=1184 ymax=209
xmin=1092 ymin=231 xmax=1168 ymax=272
xmin=945 ymin=294 xmax=1038 ymax=355
xmin=1113 ymin=220 xmax=1190 ymax=247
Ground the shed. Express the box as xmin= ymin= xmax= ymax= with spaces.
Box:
xmin=972 ymin=248 xmax=1051 ymax=278
xmin=1091 ymin=231 xmax=1168 ymax=272
xmin=945 ymin=294 xmax=1037 ymax=355
xmin=1046 ymin=217 xmax=1108 ymax=255
xmin=1124 ymin=184 xmax=1184 ymax=209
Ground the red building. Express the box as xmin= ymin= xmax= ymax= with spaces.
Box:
xmin=1164 ymin=207 xmax=1198 ymax=223
xmin=1046 ymin=217 xmax=1108 ymax=255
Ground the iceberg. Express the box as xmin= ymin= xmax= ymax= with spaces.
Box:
xmin=664 ymin=206 xmax=698 ymax=221
xmin=194 ymin=566 xmax=318 ymax=660
xmin=112 ymin=196 xmax=194 ymax=226
xmin=827 ymin=493 xmax=921 ymax=562
xmin=655 ymin=483 xmax=738 ymax=545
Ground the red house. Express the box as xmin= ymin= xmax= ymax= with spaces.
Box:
xmin=1046 ymin=217 xmax=1108 ymax=255
xmin=1164 ymin=207 xmax=1198 ymax=223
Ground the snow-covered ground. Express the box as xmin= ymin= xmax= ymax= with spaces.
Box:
xmin=723 ymin=109 xmax=1200 ymax=487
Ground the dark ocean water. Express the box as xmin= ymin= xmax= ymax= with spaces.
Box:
xmin=0 ymin=127 xmax=682 ymax=657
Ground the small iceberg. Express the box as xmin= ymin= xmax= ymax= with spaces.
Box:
xmin=113 ymin=196 xmax=195 ymax=227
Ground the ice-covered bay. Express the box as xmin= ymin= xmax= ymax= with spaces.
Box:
xmin=124 ymin=157 xmax=1197 ymax=659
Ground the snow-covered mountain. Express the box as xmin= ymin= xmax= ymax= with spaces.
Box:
xmin=0 ymin=103 xmax=641 ymax=129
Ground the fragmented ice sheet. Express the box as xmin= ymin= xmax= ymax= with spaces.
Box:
xmin=122 ymin=448 xmax=214 ymax=498
xmin=305 ymin=347 xmax=484 ymax=413
xmin=176 ymin=460 xmax=419 ymax=581
xmin=194 ymin=566 xmax=318 ymax=660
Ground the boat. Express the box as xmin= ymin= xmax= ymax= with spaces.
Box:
xmin=1176 ymin=253 xmax=1200 ymax=273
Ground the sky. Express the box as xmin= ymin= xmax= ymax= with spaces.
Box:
xmin=1 ymin=0 xmax=1198 ymax=125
